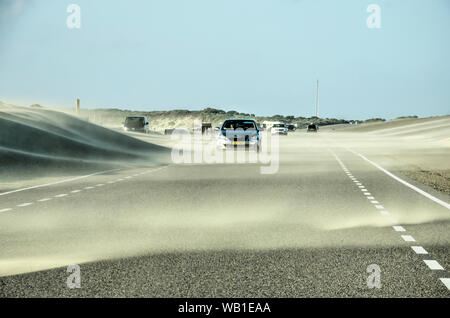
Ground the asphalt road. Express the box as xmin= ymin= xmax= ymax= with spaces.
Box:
xmin=0 ymin=133 xmax=449 ymax=297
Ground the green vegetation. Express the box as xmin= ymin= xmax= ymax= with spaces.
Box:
xmin=79 ymin=107 xmax=353 ymax=131
xmin=396 ymin=115 xmax=418 ymax=119
xmin=363 ymin=118 xmax=386 ymax=123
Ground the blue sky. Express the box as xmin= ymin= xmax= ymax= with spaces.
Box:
xmin=1 ymin=0 xmax=449 ymax=119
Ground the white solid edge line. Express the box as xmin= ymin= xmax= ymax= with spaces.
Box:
xmin=17 ymin=203 xmax=32 ymax=207
xmin=0 ymin=169 xmax=121 ymax=197
xmin=346 ymin=149 xmax=450 ymax=210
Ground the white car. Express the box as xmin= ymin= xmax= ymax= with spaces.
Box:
xmin=271 ymin=123 xmax=288 ymax=135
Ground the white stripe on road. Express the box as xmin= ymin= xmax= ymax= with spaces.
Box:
xmin=375 ymin=205 xmax=384 ymax=209
xmin=0 ymin=208 xmax=12 ymax=213
xmin=401 ymin=235 xmax=416 ymax=242
xmin=0 ymin=169 xmax=120 ymax=197
xmin=38 ymin=198 xmax=52 ymax=202
xmin=392 ymin=226 xmax=405 ymax=232
xmin=346 ymin=149 xmax=450 ymax=210
xmin=423 ymin=260 xmax=444 ymax=270
xmin=70 ymin=190 xmax=81 ymax=193
xmin=84 ymin=187 xmax=94 ymax=190
xmin=380 ymin=210 xmax=390 ymax=215
xmin=17 ymin=203 xmax=32 ymax=207
xmin=54 ymin=194 xmax=67 ymax=198
xmin=411 ymin=246 xmax=428 ymax=254
xmin=439 ymin=278 xmax=450 ymax=290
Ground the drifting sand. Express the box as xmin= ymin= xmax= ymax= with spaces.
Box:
xmin=325 ymin=115 xmax=450 ymax=194
xmin=0 ymin=103 xmax=170 ymax=186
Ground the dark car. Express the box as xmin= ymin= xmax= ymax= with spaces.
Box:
xmin=123 ymin=116 xmax=149 ymax=133
xmin=287 ymin=124 xmax=296 ymax=131
xmin=216 ymin=119 xmax=260 ymax=152
xmin=306 ymin=123 xmax=318 ymax=132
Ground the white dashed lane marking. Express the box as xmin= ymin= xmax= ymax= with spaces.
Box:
xmin=345 ymin=148 xmax=450 ymax=210
xmin=439 ymin=278 xmax=450 ymax=290
xmin=401 ymin=235 xmax=416 ymax=242
xmin=423 ymin=260 xmax=444 ymax=270
xmin=331 ymin=148 xmax=450 ymax=291
xmin=411 ymin=246 xmax=428 ymax=254
xmin=17 ymin=203 xmax=32 ymax=207
xmin=0 ymin=168 xmax=120 ymax=197
xmin=0 ymin=167 xmax=168 ymax=217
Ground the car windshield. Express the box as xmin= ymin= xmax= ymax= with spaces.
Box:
xmin=273 ymin=124 xmax=285 ymax=128
xmin=222 ymin=120 xmax=256 ymax=130
xmin=125 ymin=117 xmax=145 ymax=128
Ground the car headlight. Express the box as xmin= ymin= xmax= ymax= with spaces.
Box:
xmin=217 ymin=134 xmax=229 ymax=143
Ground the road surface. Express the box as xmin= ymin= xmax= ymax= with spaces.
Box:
xmin=0 ymin=133 xmax=449 ymax=297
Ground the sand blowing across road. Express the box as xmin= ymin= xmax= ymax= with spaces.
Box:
xmin=0 ymin=106 xmax=448 ymax=297
xmin=0 ymin=103 xmax=171 ymax=183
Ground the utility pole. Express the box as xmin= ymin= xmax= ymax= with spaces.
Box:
xmin=76 ymin=98 xmax=80 ymax=114
xmin=315 ymin=79 xmax=319 ymax=118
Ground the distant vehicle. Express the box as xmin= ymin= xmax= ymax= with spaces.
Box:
xmin=306 ymin=123 xmax=318 ymax=133
xmin=271 ymin=123 xmax=288 ymax=135
xmin=287 ymin=124 xmax=296 ymax=131
xmin=202 ymin=122 xmax=212 ymax=134
xmin=123 ymin=116 xmax=149 ymax=133
xmin=217 ymin=118 xmax=260 ymax=152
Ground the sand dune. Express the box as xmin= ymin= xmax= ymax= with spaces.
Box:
xmin=335 ymin=115 xmax=450 ymax=145
xmin=0 ymin=104 xmax=170 ymax=180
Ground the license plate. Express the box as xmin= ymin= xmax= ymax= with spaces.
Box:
xmin=233 ymin=141 xmax=244 ymax=145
